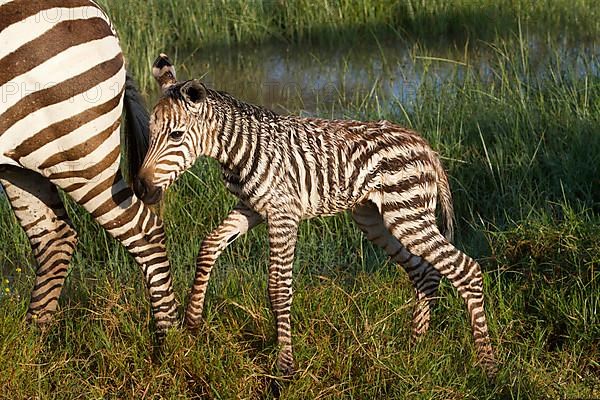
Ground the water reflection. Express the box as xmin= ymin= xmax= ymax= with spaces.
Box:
xmin=166 ymin=37 xmax=598 ymax=119
xmin=173 ymin=40 xmax=458 ymax=117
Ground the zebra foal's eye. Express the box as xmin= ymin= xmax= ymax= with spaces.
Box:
xmin=169 ymin=130 xmax=185 ymax=141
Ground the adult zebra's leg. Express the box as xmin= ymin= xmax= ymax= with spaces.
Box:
xmin=352 ymin=201 xmax=441 ymax=340
xmin=380 ymin=194 xmax=496 ymax=377
xmin=0 ymin=168 xmax=77 ymax=324
xmin=267 ymin=211 xmax=300 ymax=376
xmin=50 ymin=170 xmax=178 ymax=336
xmin=186 ymin=203 xmax=262 ymax=330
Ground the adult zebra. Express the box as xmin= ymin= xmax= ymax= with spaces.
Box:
xmin=0 ymin=0 xmax=177 ymax=335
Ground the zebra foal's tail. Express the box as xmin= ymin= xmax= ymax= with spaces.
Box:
xmin=432 ymin=153 xmax=455 ymax=243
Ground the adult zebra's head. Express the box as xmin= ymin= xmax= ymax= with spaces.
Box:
xmin=134 ymin=54 xmax=209 ymax=204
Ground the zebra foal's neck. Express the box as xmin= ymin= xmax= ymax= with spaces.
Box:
xmin=203 ymin=88 xmax=280 ymax=173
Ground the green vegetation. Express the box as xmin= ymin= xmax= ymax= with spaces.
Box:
xmin=95 ymin=0 xmax=600 ymax=92
xmin=1 ymin=1 xmax=599 ymax=398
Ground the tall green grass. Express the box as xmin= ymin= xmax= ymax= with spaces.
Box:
xmin=1 ymin=1 xmax=599 ymax=398
xmin=96 ymin=0 xmax=600 ymax=91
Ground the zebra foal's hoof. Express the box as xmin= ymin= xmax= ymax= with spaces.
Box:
xmin=184 ymin=317 xmax=201 ymax=334
xmin=277 ymin=354 xmax=296 ymax=378
xmin=482 ymin=358 xmax=499 ymax=379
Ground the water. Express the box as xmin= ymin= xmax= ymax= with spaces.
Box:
xmin=166 ymin=36 xmax=599 ymax=119
xmin=172 ymin=39 xmax=471 ymax=117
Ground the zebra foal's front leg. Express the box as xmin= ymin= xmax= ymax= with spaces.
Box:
xmin=267 ymin=211 xmax=300 ymax=376
xmin=186 ymin=203 xmax=262 ymax=330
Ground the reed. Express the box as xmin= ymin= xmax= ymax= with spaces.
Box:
xmin=96 ymin=0 xmax=600 ymax=91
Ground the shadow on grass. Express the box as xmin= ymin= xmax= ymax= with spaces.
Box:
xmin=168 ymin=1 xmax=596 ymax=55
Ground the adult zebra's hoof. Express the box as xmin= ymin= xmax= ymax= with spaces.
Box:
xmin=25 ymin=310 xmax=55 ymax=330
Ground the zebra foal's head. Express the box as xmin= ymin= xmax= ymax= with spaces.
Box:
xmin=134 ymin=54 xmax=209 ymax=204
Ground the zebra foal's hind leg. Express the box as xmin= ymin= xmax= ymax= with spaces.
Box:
xmin=352 ymin=201 xmax=441 ymax=340
xmin=1 ymin=168 xmax=77 ymax=324
xmin=379 ymin=191 xmax=497 ymax=377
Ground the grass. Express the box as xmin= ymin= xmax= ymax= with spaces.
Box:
xmin=1 ymin=1 xmax=600 ymax=399
xmin=94 ymin=0 xmax=600 ymax=92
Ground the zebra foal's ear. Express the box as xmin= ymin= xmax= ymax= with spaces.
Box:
xmin=181 ymin=80 xmax=206 ymax=105
xmin=152 ymin=53 xmax=177 ymax=93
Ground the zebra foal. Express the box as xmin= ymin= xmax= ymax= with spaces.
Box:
xmin=135 ymin=54 xmax=497 ymax=376
xmin=0 ymin=1 xmax=177 ymax=335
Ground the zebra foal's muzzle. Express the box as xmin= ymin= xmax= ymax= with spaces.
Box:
xmin=133 ymin=168 xmax=163 ymax=205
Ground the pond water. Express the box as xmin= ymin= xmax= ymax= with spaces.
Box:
xmin=169 ymin=39 xmax=472 ymax=117
xmin=167 ymin=36 xmax=599 ymax=118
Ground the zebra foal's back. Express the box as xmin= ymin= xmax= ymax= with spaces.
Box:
xmin=253 ymin=116 xmax=453 ymax=221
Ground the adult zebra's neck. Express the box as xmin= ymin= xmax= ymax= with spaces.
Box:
xmin=204 ymin=88 xmax=279 ymax=176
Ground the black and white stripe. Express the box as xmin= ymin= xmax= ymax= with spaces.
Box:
xmin=0 ymin=1 xmax=177 ymax=335
xmin=137 ymin=54 xmax=496 ymax=376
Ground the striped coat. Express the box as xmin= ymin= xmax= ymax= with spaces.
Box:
xmin=0 ymin=1 xmax=177 ymax=335
xmin=137 ymin=55 xmax=497 ymax=376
